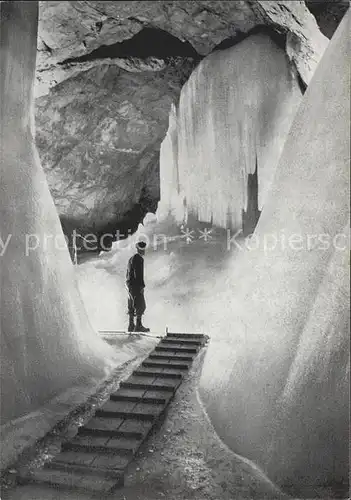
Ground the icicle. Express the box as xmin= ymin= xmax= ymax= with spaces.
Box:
xmin=159 ymin=33 xmax=302 ymax=230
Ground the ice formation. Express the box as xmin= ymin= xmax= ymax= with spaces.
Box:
xmin=198 ymin=12 xmax=350 ymax=493
xmin=0 ymin=2 xmax=122 ymax=433
xmin=158 ymin=33 xmax=303 ymax=230
xmin=78 ymin=12 xmax=350 ymax=496
xmin=0 ymin=2 xmax=345 ymax=495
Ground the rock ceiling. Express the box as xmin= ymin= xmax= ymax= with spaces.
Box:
xmin=36 ymin=0 xmax=331 ymax=96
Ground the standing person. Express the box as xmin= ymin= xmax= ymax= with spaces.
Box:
xmin=126 ymin=241 xmax=150 ymax=333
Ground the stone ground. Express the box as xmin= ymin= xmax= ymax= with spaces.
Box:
xmin=1 ymin=348 xmax=291 ymax=500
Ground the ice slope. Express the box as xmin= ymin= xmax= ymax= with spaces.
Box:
xmin=198 ymin=11 xmax=350 ymax=494
xmin=0 ymin=2 xmax=123 ymax=430
xmin=158 ymin=33 xmax=302 ymax=229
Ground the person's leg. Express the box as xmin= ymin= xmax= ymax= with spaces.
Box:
xmin=127 ymin=291 xmax=135 ymax=332
xmin=134 ymin=290 xmax=149 ymax=332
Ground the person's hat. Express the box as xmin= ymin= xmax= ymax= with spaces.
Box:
xmin=136 ymin=241 xmax=147 ymax=250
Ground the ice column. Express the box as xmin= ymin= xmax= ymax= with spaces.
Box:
xmin=0 ymin=2 xmax=119 ymax=429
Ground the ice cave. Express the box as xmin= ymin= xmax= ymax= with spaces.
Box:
xmin=0 ymin=1 xmax=349 ymax=499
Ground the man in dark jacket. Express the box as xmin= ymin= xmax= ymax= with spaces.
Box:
xmin=126 ymin=241 xmax=150 ymax=332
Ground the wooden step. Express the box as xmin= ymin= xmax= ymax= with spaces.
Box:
xmin=120 ymin=381 xmax=177 ymax=392
xmin=110 ymin=390 xmax=167 ymax=405
xmin=109 ymin=387 xmax=145 ymax=403
xmin=120 ymin=374 xmax=181 ymax=392
xmin=51 ymin=451 xmax=130 ymax=472
xmin=78 ymin=421 xmax=144 ymax=440
xmin=133 ymin=368 xmax=183 ymax=379
xmin=19 ymin=465 xmax=122 ymax=493
xmin=163 ymin=337 xmax=203 ymax=345
xmin=149 ymin=352 xmax=195 ymax=361
xmin=95 ymin=410 xmax=156 ymax=421
xmin=156 ymin=344 xmax=198 ymax=353
xmin=63 ymin=435 xmax=139 ymax=456
xmin=142 ymin=360 xmax=190 ymax=370
xmin=166 ymin=333 xmax=205 ymax=339
xmin=95 ymin=402 xmax=165 ymax=420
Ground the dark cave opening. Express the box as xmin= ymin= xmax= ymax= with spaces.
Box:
xmin=60 ymin=27 xmax=200 ymax=65
xmin=213 ymin=25 xmax=287 ymax=53
xmin=305 ymin=0 xmax=349 ymax=39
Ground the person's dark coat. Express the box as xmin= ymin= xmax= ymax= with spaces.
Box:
xmin=126 ymin=253 xmax=146 ymax=316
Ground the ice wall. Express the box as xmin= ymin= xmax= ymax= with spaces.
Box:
xmin=198 ymin=12 xmax=350 ymax=494
xmin=158 ymin=34 xmax=302 ymax=229
xmin=0 ymin=2 xmax=121 ymax=429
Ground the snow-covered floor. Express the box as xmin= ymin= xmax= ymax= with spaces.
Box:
xmin=76 ymin=217 xmax=241 ymax=336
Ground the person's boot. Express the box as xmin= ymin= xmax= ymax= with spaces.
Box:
xmin=128 ymin=315 xmax=135 ymax=333
xmin=134 ymin=317 xmax=150 ymax=333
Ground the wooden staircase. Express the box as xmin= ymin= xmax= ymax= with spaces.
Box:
xmin=18 ymin=333 xmax=207 ymax=495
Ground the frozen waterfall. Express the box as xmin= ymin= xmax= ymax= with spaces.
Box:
xmin=159 ymin=33 xmax=303 ymax=230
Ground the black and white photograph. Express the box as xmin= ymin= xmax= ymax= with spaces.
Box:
xmin=0 ymin=1 xmax=349 ymax=499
